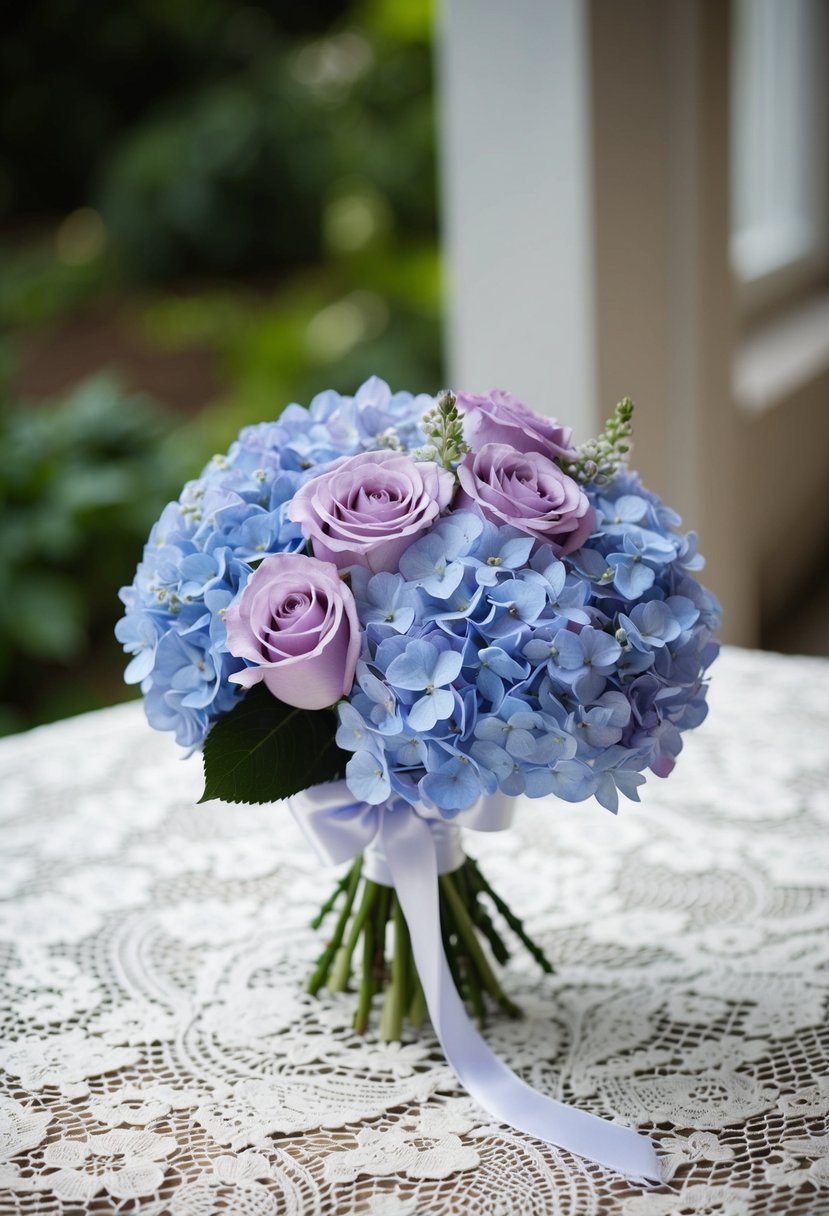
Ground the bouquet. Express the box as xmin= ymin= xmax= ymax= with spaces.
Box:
xmin=117 ymin=379 xmax=719 ymax=1177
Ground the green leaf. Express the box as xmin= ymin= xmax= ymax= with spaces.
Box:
xmin=200 ymin=683 xmax=348 ymax=805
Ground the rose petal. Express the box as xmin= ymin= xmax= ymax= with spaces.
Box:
xmin=226 ymin=554 xmax=360 ymax=709
xmin=287 ymin=451 xmax=454 ymax=573
xmin=456 ymin=444 xmax=594 ymax=553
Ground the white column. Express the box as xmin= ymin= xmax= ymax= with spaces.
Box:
xmin=437 ymin=0 xmax=597 ymax=440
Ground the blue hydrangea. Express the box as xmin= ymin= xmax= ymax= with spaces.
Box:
xmin=120 ymin=382 xmax=719 ymax=818
xmin=116 ymin=378 xmax=432 ymax=748
xmin=337 ymin=470 xmax=720 ymax=816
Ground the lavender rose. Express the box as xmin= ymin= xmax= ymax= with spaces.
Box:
xmin=456 ymin=443 xmax=594 ymax=553
xmin=287 ymin=450 xmax=455 ymax=573
xmin=458 ymin=389 xmax=577 ymax=462
xmin=225 ymin=553 xmax=360 ymax=710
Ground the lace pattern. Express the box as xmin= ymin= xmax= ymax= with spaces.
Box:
xmin=0 ymin=646 xmax=827 ymax=1214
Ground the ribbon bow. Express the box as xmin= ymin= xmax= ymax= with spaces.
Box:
xmin=292 ymin=781 xmax=660 ymax=1181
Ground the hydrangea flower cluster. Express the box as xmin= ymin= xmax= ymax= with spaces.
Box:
xmin=340 ymin=474 xmax=719 ymax=815
xmin=116 ymin=378 xmax=431 ymax=749
xmin=118 ymin=379 xmax=720 ymax=817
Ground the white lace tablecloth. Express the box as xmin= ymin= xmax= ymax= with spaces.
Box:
xmin=1 ymin=645 xmax=828 ymax=1216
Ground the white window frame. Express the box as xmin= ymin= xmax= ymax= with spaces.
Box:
xmin=730 ymin=0 xmax=829 ymax=317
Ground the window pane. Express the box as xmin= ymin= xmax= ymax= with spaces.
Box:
xmin=731 ymin=0 xmax=827 ymax=283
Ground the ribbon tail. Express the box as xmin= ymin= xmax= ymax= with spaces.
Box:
xmin=381 ymin=806 xmax=661 ymax=1182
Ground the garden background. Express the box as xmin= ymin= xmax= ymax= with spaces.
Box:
xmin=1 ymin=0 xmax=439 ymax=735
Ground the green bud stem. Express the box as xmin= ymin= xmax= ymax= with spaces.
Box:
xmin=420 ymin=389 xmax=469 ymax=470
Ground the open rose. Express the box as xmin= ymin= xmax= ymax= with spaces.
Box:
xmin=458 ymin=389 xmax=577 ymax=462
xmin=225 ymin=553 xmax=360 ymax=710
xmin=456 ymin=443 xmax=594 ymax=553
xmin=287 ymin=450 xmax=455 ymax=573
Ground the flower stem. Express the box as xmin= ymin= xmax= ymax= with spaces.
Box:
xmin=307 ymin=856 xmax=362 ymax=996
xmin=462 ymin=951 xmax=487 ymax=1029
xmin=309 ymin=852 xmax=552 ymax=1032
xmin=372 ymin=883 xmax=390 ymax=994
xmin=353 ymin=912 xmax=376 ymax=1034
xmin=329 ymin=878 xmax=378 ymax=992
xmin=440 ymin=871 xmax=522 ymax=1019
xmin=456 ymin=861 xmax=511 ymax=965
xmin=467 ymin=858 xmax=554 ymax=974
xmin=310 ymin=870 xmax=350 ymax=930
xmin=407 ymin=969 xmax=427 ymax=1029
xmin=379 ymin=895 xmax=409 ymax=1042
xmin=439 ymin=882 xmax=465 ymax=997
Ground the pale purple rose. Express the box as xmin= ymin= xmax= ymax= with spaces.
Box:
xmin=287 ymin=450 xmax=455 ymax=573
xmin=458 ymin=389 xmax=577 ymax=462
xmin=225 ymin=553 xmax=360 ymax=710
xmin=456 ymin=443 xmax=594 ymax=554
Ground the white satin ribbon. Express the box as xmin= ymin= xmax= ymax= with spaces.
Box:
xmin=364 ymin=815 xmax=465 ymax=886
xmin=290 ymin=781 xmax=661 ymax=1181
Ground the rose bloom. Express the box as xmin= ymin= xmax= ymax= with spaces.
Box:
xmin=458 ymin=389 xmax=577 ymax=462
xmin=225 ymin=553 xmax=360 ymax=710
xmin=456 ymin=443 xmax=594 ymax=553
xmin=287 ymin=450 xmax=455 ymax=573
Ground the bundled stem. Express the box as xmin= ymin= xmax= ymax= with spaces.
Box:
xmin=308 ymin=854 xmax=553 ymax=1040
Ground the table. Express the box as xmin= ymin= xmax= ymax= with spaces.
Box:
xmin=0 ymin=646 xmax=827 ymax=1215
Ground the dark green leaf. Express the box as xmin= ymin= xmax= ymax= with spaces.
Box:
xmin=200 ymin=683 xmax=348 ymax=805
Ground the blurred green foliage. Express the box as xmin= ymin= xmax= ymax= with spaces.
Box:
xmin=0 ymin=0 xmax=351 ymax=219
xmin=98 ymin=64 xmax=332 ymax=280
xmin=97 ymin=29 xmax=435 ymax=279
xmin=0 ymin=236 xmax=118 ymax=330
xmin=0 ymin=0 xmax=442 ymax=733
xmin=0 ymin=376 xmax=190 ymax=734
xmin=141 ymin=243 xmax=442 ymax=453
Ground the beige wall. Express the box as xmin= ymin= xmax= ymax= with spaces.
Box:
xmin=743 ymin=373 xmax=829 ymax=628
xmin=590 ymin=0 xmax=829 ymax=647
